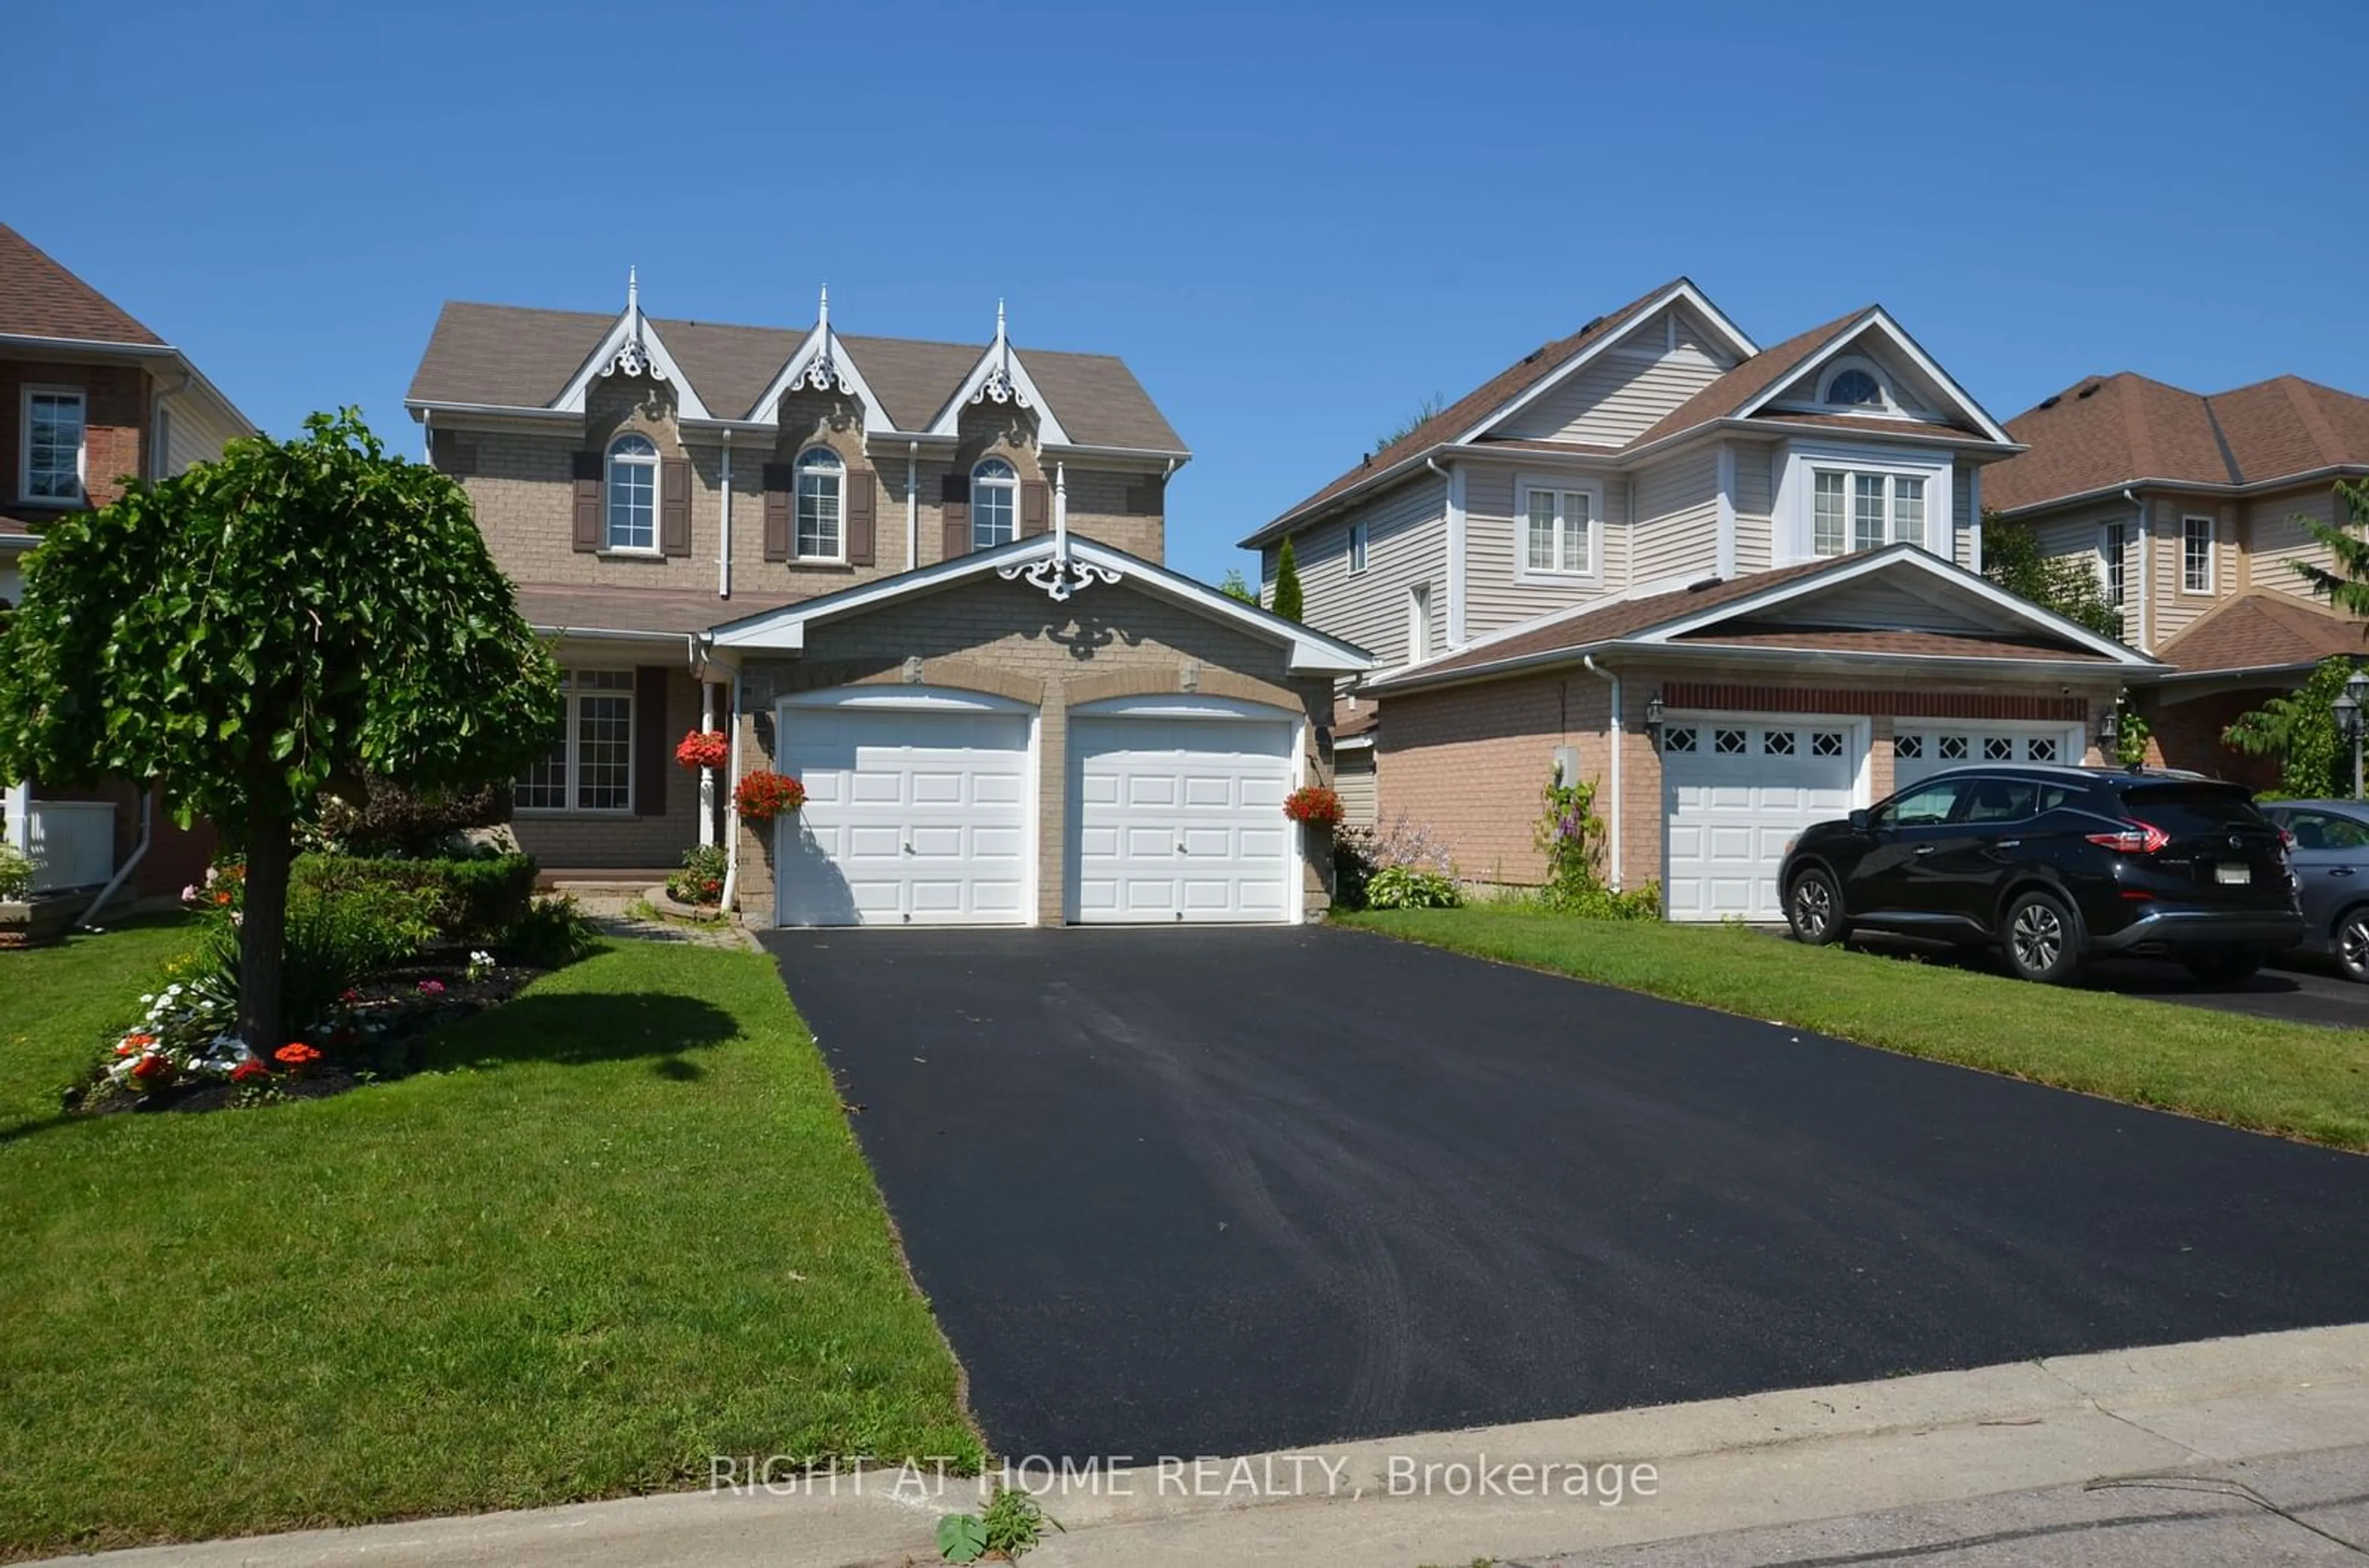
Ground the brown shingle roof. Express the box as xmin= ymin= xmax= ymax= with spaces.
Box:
xmin=514 ymin=582 xmax=801 ymax=638
xmin=407 ymin=301 xmax=1184 ymax=452
xmin=1255 ymin=279 xmax=1688 ymax=533
xmin=0 ymin=225 xmax=164 ymax=346
xmin=1624 ymin=310 xmax=1870 ymax=449
xmin=2156 ymin=589 xmax=2369 ymax=675
xmin=1676 ymin=625 xmax=2106 ymax=661
xmin=1987 ymin=372 xmax=2369 ymax=513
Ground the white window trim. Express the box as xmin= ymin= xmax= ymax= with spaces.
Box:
xmin=2181 ymin=514 xmax=2217 ymax=595
xmin=19 ymin=386 xmax=86 ymax=507
xmin=515 ymin=671 xmax=638 ymax=817
xmin=603 ymin=434 xmax=661 ymax=556
xmin=972 ymin=458 xmax=1019 ymax=551
xmin=1774 ymin=442 xmax=1951 ymax=564
xmin=1893 ymin=719 xmax=2090 ymax=773
xmin=1346 ymin=519 xmax=1369 ymax=576
xmin=793 ymin=446 xmax=848 ymax=564
xmin=2098 ymin=521 xmax=2127 ymax=607
xmin=1513 ymin=472 xmax=1603 ymax=584
xmin=1816 ymin=356 xmax=1895 ymax=414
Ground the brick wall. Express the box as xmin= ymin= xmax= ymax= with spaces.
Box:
xmin=441 ymin=373 xmax=1167 ymax=600
xmin=1 ymin=358 xmax=151 ymax=513
xmin=727 ymin=574 xmax=1329 ymax=926
xmin=2137 ymin=686 xmax=2283 ymax=790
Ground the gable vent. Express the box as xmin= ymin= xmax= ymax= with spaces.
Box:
xmin=2076 ymin=381 xmax=2102 ymax=400
xmin=2038 ymin=395 xmax=2062 ymax=410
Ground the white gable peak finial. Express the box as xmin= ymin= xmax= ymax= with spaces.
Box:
xmin=796 ymin=283 xmax=851 ymax=395
xmin=606 ymin=264 xmax=661 ymax=382
xmin=627 ymin=265 xmax=639 ymax=312
xmin=975 ymin=297 xmax=1029 ymax=410
xmin=818 ymin=284 xmax=830 ymax=333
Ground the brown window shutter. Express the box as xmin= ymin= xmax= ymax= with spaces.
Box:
xmin=634 ymin=666 xmax=668 ymax=817
xmin=572 ymin=451 xmax=603 ymax=551
xmin=846 ymin=471 xmax=877 ymax=566
xmin=659 ymin=457 xmax=692 ymax=556
xmin=761 ymin=463 xmax=792 ymax=561
xmin=940 ymin=472 xmax=970 ymax=559
xmin=1020 ymin=479 xmax=1048 ymax=536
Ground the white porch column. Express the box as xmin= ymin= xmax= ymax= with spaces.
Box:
xmin=698 ymin=682 xmax=718 ymax=849
xmin=3 ymin=778 xmax=27 ymax=855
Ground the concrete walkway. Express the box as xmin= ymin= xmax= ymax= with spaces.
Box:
xmin=48 ymin=1321 xmax=2369 ymax=1567
xmin=564 ymin=888 xmax=758 ymax=951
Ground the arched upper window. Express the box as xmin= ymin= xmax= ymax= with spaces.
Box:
xmin=795 ymin=447 xmax=844 ymax=559
xmin=605 ymin=434 xmax=658 ymax=551
xmin=1824 ymin=366 xmax=1883 ymax=408
xmin=971 ymin=458 xmax=1017 ymax=550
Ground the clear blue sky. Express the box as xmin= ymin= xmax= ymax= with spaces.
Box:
xmin=11 ymin=0 xmax=2365 ymax=586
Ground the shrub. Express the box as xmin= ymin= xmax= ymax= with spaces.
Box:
xmin=310 ymin=775 xmax=511 ymax=858
xmin=666 ymin=844 xmax=727 ymax=906
xmin=1532 ymin=770 xmax=1656 ymax=919
xmin=189 ymin=876 xmax=439 ymax=1034
xmin=499 ymin=894 xmax=600 ymax=968
xmin=1365 ymin=865 xmax=1463 ymax=909
xmin=1333 ymin=812 xmax=1457 ymax=910
xmin=0 ymin=841 xmax=31 ymax=901
xmin=293 ymin=852 xmax=538 ymax=947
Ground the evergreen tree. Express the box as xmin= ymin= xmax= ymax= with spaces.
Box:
xmin=1272 ymin=536 xmax=1304 ymax=622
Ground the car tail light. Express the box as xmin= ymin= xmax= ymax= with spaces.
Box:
xmin=2085 ymin=820 xmax=2170 ymax=854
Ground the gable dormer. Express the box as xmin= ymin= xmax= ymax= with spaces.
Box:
xmin=1743 ymin=311 xmax=2010 ymax=441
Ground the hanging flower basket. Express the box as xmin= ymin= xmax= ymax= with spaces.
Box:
xmin=675 ymin=729 xmax=730 ymax=771
xmin=735 ymin=769 xmax=808 ymax=823
xmin=1283 ymin=785 xmax=1345 ymax=829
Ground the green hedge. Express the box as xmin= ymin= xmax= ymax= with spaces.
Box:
xmin=292 ymin=852 xmax=539 ymax=948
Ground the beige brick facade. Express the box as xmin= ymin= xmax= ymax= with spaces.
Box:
xmin=1378 ymin=666 xmax=2120 ymax=904
xmin=726 ymin=574 xmax=1333 ymax=928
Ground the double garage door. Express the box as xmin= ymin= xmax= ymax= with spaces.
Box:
xmin=1662 ymin=718 xmax=2080 ymax=922
xmin=772 ymin=694 xmax=1298 ymax=926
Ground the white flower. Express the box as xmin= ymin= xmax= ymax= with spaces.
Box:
xmin=165 ymin=984 xmax=183 ymax=997
xmin=139 ymin=995 xmax=154 ymax=1005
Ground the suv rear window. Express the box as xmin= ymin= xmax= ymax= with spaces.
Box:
xmin=2112 ymin=783 xmax=2272 ymax=835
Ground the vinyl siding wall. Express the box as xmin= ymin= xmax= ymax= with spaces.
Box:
xmin=1951 ymin=463 xmax=1977 ymax=569
xmin=1733 ymin=441 xmax=1776 ymax=574
xmin=1493 ymin=305 xmax=1737 ymax=448
xmin=1630 ymin=444 xmax=1721 ymax=586
xmin=2150 ymin=493 xmax=2236 ymax=647
xmin=1460 ymin=459 xmax=1625 ymax=638
xmin=2022 ymin=499 xmax=2139 ymax=643
xmin=2247 ymin=482 xmax=2342 ymax=603
xmin=1267 ymin=473 xmax=1447 ymax=671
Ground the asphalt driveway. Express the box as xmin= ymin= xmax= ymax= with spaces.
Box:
xmin=763 ymin=925 xmax=2369 ymax=1461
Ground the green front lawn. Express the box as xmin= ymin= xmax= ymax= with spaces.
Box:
xmin=1345 ymin=908 xmax=2369 ymax=1152
xmin=0 ymin=925 xmax=977 ymax=1561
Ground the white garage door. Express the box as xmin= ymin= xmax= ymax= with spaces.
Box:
xmin=1663 ymin=719 xmax=1861 ymax=922
xmin=1070 ymin=703 xmax=1297 ymax=924
xmin=1893 ymin=724 xmax=2080 ymax=791
xmin=774 ymin=699 xmax=1032 ymax=926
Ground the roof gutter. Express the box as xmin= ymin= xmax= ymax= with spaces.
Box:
xmin=1991 ymin=463 xmax=2369 ymax=522
xmin=1 ymin=332 xmax=255 ymax=437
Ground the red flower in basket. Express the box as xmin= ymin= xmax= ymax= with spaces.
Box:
xmin=734 ymin=769 xmax=807 ymax=823
xmin=674 ymin=729 xmax=730 ymax=771
xmin=1282 ymin=785 xmax=1345 ymax=830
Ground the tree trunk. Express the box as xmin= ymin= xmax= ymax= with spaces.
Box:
xmin=237 ymin=809 xmax=293 ymax=1052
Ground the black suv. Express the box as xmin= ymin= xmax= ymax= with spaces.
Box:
xmin=1779 ymin=765 xmax=2303 ymax=984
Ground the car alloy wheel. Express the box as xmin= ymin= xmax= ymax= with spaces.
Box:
xmin=2009 ymin=899 xmax=2065 ymax=975
xmin=2341 ymin=913 xmax=2369 ymax=984
xmin=1792 ymin=877 xmax=1833 ymax=939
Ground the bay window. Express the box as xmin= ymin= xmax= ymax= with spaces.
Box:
xmin=1811 ymin=466 xmax=1930 ymax=556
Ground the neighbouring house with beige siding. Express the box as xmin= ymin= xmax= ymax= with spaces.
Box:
xmin=1987 ymin=371 xmax=2369 ymax=784
xmin=407 ymin=276 xmax=1375 ymax=926
xmin=1241 ymin=277 xmax=2159 ymax=921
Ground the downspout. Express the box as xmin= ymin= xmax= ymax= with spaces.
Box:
xmin=1426 ymin=455 xmax=1465 ymax=648
xmin=695 ymin=637 xmax=715 ymax=850
xmin=717 ymin=666 xmax=745 ymax=913
xmin=1581 ymin=656 xmax=1621 ymax=891
xmin=718 ymin=432 xmax=734 ymax=598
xmin=2123 ymin=487 xmax=2150 ymax=653
xmin=906 ymin=440 xmax=920 ymax=571
xmin=78 ymin=788 xmax=153 ymax=930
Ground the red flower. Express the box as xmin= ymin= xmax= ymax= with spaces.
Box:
xmin=125 ymin=1033 xmax=157 ymax=1049
xmin=339 ymin=988 xmax=361 ymax=1005
xmin=675 ymin=729 xmax=730 ymax=771
xmin=734 ymin=769 xmax=807 ymax=822
xmin=130 ymin=1054 xmax=174 ymax=1083
xmin=231 ymin=1060 xmax=271 ymax=1084
xmin=274 ymin=1042 xmax=323 ymax=1067
xmin=1283 ymin=785 xmax=1346 ymax=828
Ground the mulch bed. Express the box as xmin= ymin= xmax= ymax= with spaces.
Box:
xmin=69 ymin=955 xmax=548 ymax=1117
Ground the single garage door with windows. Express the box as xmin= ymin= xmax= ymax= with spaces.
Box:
xmin=1663 ymin=719 xmax=1861 ymax=922
xmin=1069 ymin=698 xmax=1298 ymax=924
xmin=775 ymin=696 xmax=1033 ymax=926
xmin=1893 ymin=724 xmax=2081 ymax=792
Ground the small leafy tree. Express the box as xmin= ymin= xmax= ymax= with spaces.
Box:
xmin=2286 ymin=479 xmax=2369 ymax=616
xmin=1272 ymin=536 xmax=1304 ymax=622
xmin=1217 ymin=567 xmax=1259 ymax=605
xmin=1375 ymin=392 xmax=1445 ymax=455
xmin=1981 ymin=513 xmax=2124 ymax=639
xmin=0 ymin=410 xmax=561 ymax=1049
xmin=2223 ymin=655 xmax=2363 ymax=798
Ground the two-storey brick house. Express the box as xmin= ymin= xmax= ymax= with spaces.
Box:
xmin=2 ymin=223 xmax=253 ymax=910
xmin=1243 ymin=279 xmax=2159 ymax=920
xmin=407 ymin=278 xmax=1370 ymax=926
xmin=1984 ymin=371 xmax=2369 ymax=786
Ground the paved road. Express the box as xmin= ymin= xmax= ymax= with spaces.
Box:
xmin=762 ymin=926 xmax=2369 ymax=1461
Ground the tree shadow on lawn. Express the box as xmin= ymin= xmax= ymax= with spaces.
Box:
xmin=418 ymin=990 xmax=740 ymax=1074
